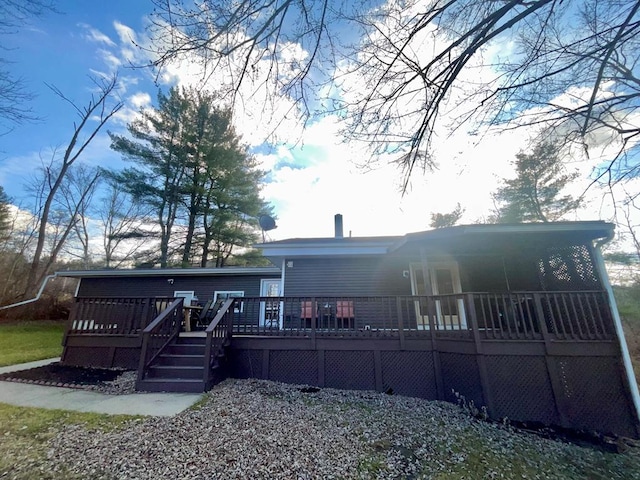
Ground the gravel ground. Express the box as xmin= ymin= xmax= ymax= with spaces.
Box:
xmin=41 ymin=378 xmax=640 ymax=480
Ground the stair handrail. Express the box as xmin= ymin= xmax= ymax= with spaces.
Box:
xmin=203 ymin=298 xmax=235 ymax=388
xmin=137 ymin=297 xmax=184 ymax=385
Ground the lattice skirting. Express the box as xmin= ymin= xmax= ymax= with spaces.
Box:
xmin=62 ymin=337 xmax=640 ymax=438
xmin=229 ymin=346 xmax=639 ymax=439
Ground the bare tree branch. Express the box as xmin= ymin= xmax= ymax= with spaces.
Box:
xmin=147 ymin=0 xmax=640 ymax=191
xmin=23 ymin=75 xmax=123 ymax=296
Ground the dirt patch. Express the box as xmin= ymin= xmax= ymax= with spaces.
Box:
xmin=0 ymin=363 xmax=125 ymax=387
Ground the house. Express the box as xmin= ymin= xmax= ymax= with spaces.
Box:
xmin=57 ymin=218 xmax=640 ymax=439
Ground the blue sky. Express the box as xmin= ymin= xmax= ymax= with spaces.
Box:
xmin=0 ymin=0 xmax=628 ymax=242
xmin=1 ymin=1 xmax=150 ymax=153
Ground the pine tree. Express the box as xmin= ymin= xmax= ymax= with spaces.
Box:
xmin=493 ymin=142 xmax=582 ymax=223
xmin=110 ymin=87 xmax=270 ymax=267
xmin=430 ymin=203 xmax=464 ymax=228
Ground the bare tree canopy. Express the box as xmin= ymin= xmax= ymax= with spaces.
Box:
xmin=148 ymin=0 xmax=640 ymax=189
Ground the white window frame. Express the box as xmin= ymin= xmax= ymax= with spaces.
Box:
xmin=213 ymin=290 xmax=245 ymax=313
xmin=173 ymin=290 xmax=196 ymax=306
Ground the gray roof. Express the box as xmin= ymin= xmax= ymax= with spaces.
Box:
xmin=256 ymin=221 xmax=615 ymax=259
xmin=58 ymin=222 xmax=615 ymax=278
xmin=391 ymin=221 xmax=614 ymax=251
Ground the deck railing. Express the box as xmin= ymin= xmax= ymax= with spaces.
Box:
xmin=67 ymin=290 xmax=616 ymax=343
xmin=203 ymin=298 xmax=235 ymax=388
xmin=68 ymin=297 xmax=177 ymax=335
xmin=472 ymin=290 xmax=614 ymax=341
xmin=230 ymin=291 xmax=616 ymax=341
xmin=137 ymin=297 xmax=184 ymax=384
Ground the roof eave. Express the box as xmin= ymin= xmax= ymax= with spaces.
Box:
xmin=390 ymin=221 xmax=615 ymax=252
xmin=56 ymin=266 xmax=282 ymax=279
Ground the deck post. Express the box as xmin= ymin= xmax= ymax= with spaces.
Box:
xmin=203 ymin=330 xmax=212 ymax=388
xmin=137 ymin=332 xmax=150 ymax=384
xmin=317 ymin=349 xmax=325 ymax=387
xmin=140 ymin=298 xmax=150 ymax=332
xmin=262 ymin=349 xmax=270 ymax=380
xmin=466 ymin=293 xmax=495 ymax=416
xmin=396 ymin=297 xmax=405 ymax=350
xmin=310 ymin=297 xmax=316 ymax=349
xmin=534 ymin=293 xmax=571 ymax=428
xmin=374 ymin=350 xmax=383 ymax=392
xmin=427 ymin=296 xmax=445 ymax=401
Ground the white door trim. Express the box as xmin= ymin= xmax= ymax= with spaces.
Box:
xmin=259 ymin=279 xmax=282 ymax=328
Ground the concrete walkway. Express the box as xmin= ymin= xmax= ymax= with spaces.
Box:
xmin=0 ymin=358 xmax=203 ymax=416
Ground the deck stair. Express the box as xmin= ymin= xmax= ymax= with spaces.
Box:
xmin=136 ymin=336 xmax=228 ymax=393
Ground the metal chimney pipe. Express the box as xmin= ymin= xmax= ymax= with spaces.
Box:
xmin=334 ymin=214 xmax=344 ymax=238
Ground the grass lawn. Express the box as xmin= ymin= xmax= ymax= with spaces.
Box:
xmin=0 ymin=322 xmax=66 ymax=367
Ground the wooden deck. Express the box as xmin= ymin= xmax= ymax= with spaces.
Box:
xmin=60 ymin=293 xmax=639 ymax=439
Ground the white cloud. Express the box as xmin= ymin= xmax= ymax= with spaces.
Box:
xmin=113 ymin=21 xmax=138 ymax=46
xmin=257 ymin=116 xmax=526 ymax=239
xmin=153 ymin=39 xmax=306 ymax=147
xmin=0 ymin=152 xmax=46 ymax=198
xmin=97 ymin=48 xmax=122 ymax=70
xmin=130 ymin=92 xmax=151 ymax=109
xmin=79 ymin=24 xmax=116 ymax=47
xmin=72 ymin=5 xmax=640 ymax=247
xmin=110 ymin=91 xmax=152 ymax=126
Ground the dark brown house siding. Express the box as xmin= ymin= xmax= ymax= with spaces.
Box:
xmin=76 ymin=273 xmax=280 ymax=300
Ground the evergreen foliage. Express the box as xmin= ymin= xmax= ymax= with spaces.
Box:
xmin=430 ymin=203 xmax=464 ymax=228
xmin=493 ymin=142 xmax=582 ymax=223
xmin=110 ymin=87 xmax=271 ymax=268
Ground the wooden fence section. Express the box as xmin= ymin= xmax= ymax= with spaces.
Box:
xmin=227 ymin=333 xmax=637 ymax=439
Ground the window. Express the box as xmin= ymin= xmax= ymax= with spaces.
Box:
xmin=213 ymin=290 xmax=244 ymax=313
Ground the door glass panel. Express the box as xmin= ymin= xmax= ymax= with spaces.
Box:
xmin=260 ymin=280 xmax=281 ymax=327
xmin=434 ymin=269 xmax=456 ymax=317
xmin=266 ymin=282 xmax=279 ymax=296
xmin=435 ymin=269 xmax=454 ymax=294
xmin=414 ymin=268 xmax=427 ymax=295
